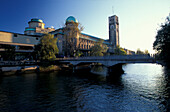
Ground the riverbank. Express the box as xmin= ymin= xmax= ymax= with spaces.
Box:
xmin=0 ymin=65 xmax=62 ymax=76
xmin=0 ymin=64 xmax=93 ymax=76
xmin=0 ymin=66 xmax=38 ymax=76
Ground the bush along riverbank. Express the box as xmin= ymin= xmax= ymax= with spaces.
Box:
xmin=38 ymin=65 xmax=61 ymax=72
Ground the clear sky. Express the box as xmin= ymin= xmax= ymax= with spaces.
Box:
xmin=0 ymin=0 xmax=169 ymax=53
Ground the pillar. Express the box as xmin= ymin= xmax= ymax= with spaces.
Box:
xmin=108 ymin=63 xmax=124 ymax=75
xmin=73 ymin=65 xmax=76 ymax=73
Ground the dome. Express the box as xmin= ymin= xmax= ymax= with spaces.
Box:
xmin=66 ymin=16 xmax=78 ymax=23
xmin=31 ymin=18 xmax=43 ymax=23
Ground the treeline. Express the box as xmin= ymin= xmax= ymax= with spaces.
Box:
xmin=153 ymin=14 xmax=170 ymax=63
xmin=136 ymin=49 xmax=149 ymax=55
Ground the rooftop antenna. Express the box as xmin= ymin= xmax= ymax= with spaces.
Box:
xmin=112 ymin=6 xmax=114 ymax=15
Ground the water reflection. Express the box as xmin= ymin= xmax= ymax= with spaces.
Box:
xmin=122 ymin=64 xmax=169 ymax=112
xmin=0 ymin=64 xmax=169 ymax=112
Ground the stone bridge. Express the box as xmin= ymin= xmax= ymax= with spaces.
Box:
xmin=0 ymin=55 xmax=156 ymax=74
xmin=57 ymin=55 xmax=156 ymax=67
xmin=57 ymin=55 xmax=156 ymax=74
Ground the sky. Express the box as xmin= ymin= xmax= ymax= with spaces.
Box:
xmin=0 ymin=0 xmax=169 ymax=54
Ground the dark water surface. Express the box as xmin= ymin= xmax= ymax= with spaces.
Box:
xmin=0 ymin=64 xmax=169 ymax=112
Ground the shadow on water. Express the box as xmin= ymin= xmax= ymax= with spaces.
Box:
xmin=106 ymin=72 xmax=124 ymax=86
xmin=162 ymin=66 xmax=170 ymax=112
xmin=74 ymin=65 xmax=124 ymax=86
xmin=56 ymin=65 xmax=124 ymax=86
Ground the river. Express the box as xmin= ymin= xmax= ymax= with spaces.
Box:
xmin=0 ymin=64 xmax=169 ymax=112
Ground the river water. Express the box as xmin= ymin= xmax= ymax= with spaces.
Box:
xmin=0 ymin=64 xmax=169 ymax=112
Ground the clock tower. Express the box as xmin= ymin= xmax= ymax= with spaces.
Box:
xmin=109 ymin=15 xmax=119 ymax=48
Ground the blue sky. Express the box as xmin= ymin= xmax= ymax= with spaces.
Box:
xmin=0 ymin=0 xmax=169 ymax=53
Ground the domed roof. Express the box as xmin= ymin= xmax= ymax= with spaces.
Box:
xmin=66 ymin=16 xmax=78 ymax=23
xmin=31 ymin=18 xmax=43 ymax=23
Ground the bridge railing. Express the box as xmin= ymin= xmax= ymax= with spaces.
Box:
xmin=57 ymin=54 xmax=155 ymax=61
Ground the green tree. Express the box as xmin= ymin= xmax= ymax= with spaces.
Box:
xmin=114 ymin=45 xmax=127 ymax=55
xmin=75 ymin=50 xmax=83 ymax=57
xmin=153 ymin=14 xmax=170 ymax=62
xmin=144 ymin=49 xmax=149 ymax=55
xmin=63 ymin=22 xmax=84 ymax=56
xmin=136 ymin=48 xmax=144 ymax=54
xmin=34 ymin=34 xmax=59 ymax=61
xmin=90 ymin=39 xmax=108 ymax=56
xmin=136 ymin=48 xmax=149 ymax=55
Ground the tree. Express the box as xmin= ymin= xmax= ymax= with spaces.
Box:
xmin=136 ymin=48 xmax=150 ymax=55
xmin=114 ymin=45 xmax=127 ymax=55
xmin=90 ymin=39 xmax=108 ymax=56
xmin=1 ymin=45 xmax=16 ymax=60
xmin=34 ymin=34 xmax=59 ymax=61
xmin=63 ymin=22 xmax=84 ymax=56
xmin=144 ymin=50 xmax=149 ymax=55
xmin=153 ymin=14 xmax=170 ymax=62
xmin=136 ymin=48 xmax=144 ymax=54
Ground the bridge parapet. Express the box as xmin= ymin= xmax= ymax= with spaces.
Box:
xmin=57 ymin=55 xmax=155 ymax=67
xmin=58 ymin=55 xmax=154 ymax=61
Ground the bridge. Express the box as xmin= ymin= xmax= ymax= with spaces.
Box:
xmin=57 ymin=55 xmax=156 ymax=74
xmin=0 ymin=55 xmax=156 ymax=67
xmin=0 ymin=55 xmax=156 ymax=74
xmin=58 ymin=55 xmax=155 ymax=66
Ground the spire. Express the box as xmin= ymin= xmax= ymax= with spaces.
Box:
xmin=112 ymin=6 xmax=114 ymax=15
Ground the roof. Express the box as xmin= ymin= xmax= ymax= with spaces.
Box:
xmin=81 ymin=33 xmax=101 ymax=40
xmin=81 ymin=33 xmax=111 ymax=45
xmin=31 ymin=18 xmax=43 ymax=23
xmin=66 ymin=16 xmax=78 ymax=23
xmin=49 ymin=30 xmax=111 ymax=45
xmin=0 ymin=30 xmax=41 ymax=37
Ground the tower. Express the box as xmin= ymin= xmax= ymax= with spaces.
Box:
xmin=24 ymin=18 xmax=55 ymax=36
xmin=64 ymin=16 xmax=80 ymax=56
xmin=109 ymin=15 xmax=119 ymax=48
xmin=65 ymin=16 xmax=79 ymax=46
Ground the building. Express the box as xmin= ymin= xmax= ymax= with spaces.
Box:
xmin=109 ymin=15 xmax=119 ymax=48
xmin=51 ymin=16 xmax=114 ymax=56
xmin=123 ymin=48 xmax=135 ymax=55
xmin=0 ymin=31 xmax=40 ymax=60
xmin=24 ymin=18 xmax=55 ymax=36
xmin=0 ymin=15 xmax=133 ymax=60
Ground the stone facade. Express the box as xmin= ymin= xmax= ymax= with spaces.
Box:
xmin=109 ymin=15 xmax=119 ymax=48
xmin=0 ymin=31 xmax=39 ymax=46
xmin=24 ymin=18 xmax=55 ymax=36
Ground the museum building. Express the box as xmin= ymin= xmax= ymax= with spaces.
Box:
xmin=0 ymin=15 xmax=124 ymax=60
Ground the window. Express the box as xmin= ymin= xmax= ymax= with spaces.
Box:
xmin=36 ymin=37 xmax=39 ymax=40
xmin=84 ymin=45 xmax=86 ymax=49
xmin=14 ymin=34 xmax=17 ymax=37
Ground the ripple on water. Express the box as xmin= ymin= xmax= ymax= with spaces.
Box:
xmin=0 ymin=64 xmax=169 ymax=112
